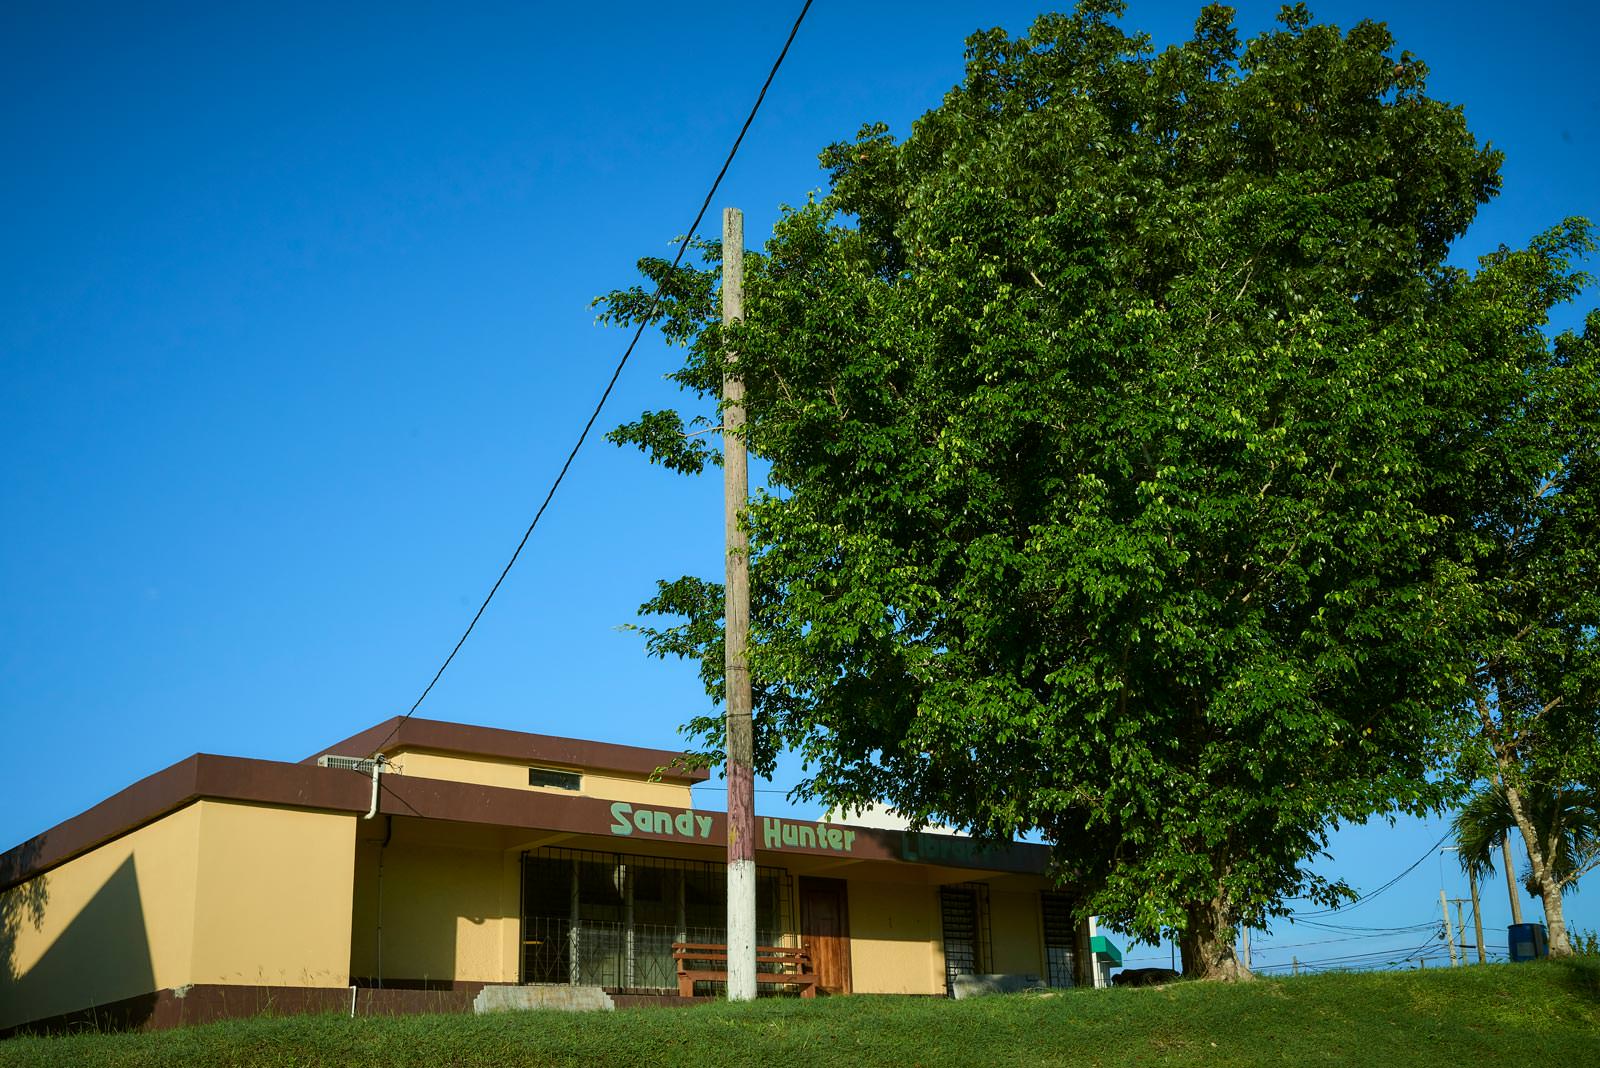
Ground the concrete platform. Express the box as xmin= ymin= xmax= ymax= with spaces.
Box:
xmin=473 ymin=984 xmax=615 ymax=1013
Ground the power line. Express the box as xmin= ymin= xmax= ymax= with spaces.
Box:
xmin=1256 ymin=936 xmax=1446 ymax=973
xmin=1291 ymin=829 xmax=1453 ymax=918
xmin=1291 ymin=918 xmax=1439 ymax=934
xmin=1252 ymin=930 xmax=1438 ymax=951
xmin=365 ymin=1 xmax=815 ymax=759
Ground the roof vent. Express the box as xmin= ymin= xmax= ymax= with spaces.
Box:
xmin=317 ymin=754 xmax=385 ymax=774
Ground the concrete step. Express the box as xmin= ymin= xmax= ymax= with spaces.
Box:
xmin=473 ymin=984 xmax=616 ymax=1014
xmin=950 ymin=973 xmax=1046 ymax=999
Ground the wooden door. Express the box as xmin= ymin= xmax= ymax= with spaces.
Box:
xmin=799 ymin=876 xmax=852 ymax=994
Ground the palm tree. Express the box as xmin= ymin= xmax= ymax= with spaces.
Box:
xmin=1452 ymin=780 xmax=1600 ymax=957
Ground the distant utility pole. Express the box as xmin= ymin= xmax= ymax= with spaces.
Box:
xmin=1469 ymin=876 xmax=1486 ymax=964
xmin=1500 ymin=837 xmax=1525 ymax=925
xmin=1440 ymin=889 xmax=1459 ymax=967
xmin=1450 ymin=898 xmax=1474 ymax=961
xmin=1241 ymin=927 xmax=1251 ymax=972
xmin=721 ymin=206 xmax=757 ymax=1003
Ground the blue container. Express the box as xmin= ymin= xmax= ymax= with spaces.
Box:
xmin=1507 ymin=923 xmax=1549 ymax=962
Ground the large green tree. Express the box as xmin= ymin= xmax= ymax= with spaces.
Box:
xmin=600 ymin=2 xmax=1594 ymax=977
xmin=1441 ymin=239 xmax=1600 ymax=956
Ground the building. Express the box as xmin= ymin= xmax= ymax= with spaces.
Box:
xmin=1 ymin=717 xmax=1114 ymax=1033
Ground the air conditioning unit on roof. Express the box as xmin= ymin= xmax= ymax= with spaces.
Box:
xmin=317 ymin=754 xmax=382 ymax=774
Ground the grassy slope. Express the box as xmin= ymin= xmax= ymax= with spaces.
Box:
xmin=3 ymin=960 xmax=1597 ymax=1068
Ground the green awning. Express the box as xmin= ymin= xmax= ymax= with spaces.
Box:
xmin=1089 ymin=935 xmax=1122 ymax=967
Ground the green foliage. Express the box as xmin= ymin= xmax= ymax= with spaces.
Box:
xmin=1452 ymin=782 xmax=1600 ymax=896
xmin=597 ymin=2 xmax=1595 ymax=972
xmin=1437 ymin=229 xmax=1600 ymax=945
xmin=4 ymin=964 xmax=1599 ymax=1067
xmin=605 ymin=411 xmax=719 ymax=476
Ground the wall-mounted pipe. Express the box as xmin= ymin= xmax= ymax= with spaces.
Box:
xmin=364 ymin=754 xmax=386 ymax=820
xmin=377 ymin=813 xmax=392 ymax=989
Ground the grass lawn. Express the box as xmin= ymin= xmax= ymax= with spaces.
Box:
xmin=3 ymin=959 xmax=1597 ymax=1068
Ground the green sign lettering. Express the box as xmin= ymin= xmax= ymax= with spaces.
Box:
xmin=608 ymin=801 xmax=712 ymax=840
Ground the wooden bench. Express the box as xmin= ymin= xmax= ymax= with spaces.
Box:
xmin=672 ymin=942 xmax=817 ymax=998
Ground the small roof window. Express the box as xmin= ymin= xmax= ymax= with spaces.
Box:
xmin=529 ymin=766 xmax=581 ymax=791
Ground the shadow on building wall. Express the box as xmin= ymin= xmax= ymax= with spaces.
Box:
xmin=0 ymin=855 xmax=157 ymax=1035
xmin=1 ymin=840 xmax=49 ymax=986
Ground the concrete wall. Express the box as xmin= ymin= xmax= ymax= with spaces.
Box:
xmin=842 ymin=880 xmax=1051 ymax=994
xmin=1 ymin=803 xmax=201 ymax=1030
xmin=390 ymin=749 xmax=692 ymax=808
xmin=1 ymin=800 xmax=359 ymax=1031
xmin=189 ymin=801 xmax=356 ymax=988
xmin=349 ymin=821 xmax=519 ymax=985
xmin=844 ymin=879 xmax=945 ymax=995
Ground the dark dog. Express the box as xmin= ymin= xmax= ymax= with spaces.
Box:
xmin=1112 ymin=967 xmax=1181 ymax=987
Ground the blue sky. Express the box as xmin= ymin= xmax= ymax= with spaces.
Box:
xmin=3 ymin=1 xmax=1596 ymax=973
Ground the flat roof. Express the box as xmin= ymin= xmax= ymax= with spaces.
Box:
xmin=308 ymin=716 xmax=711 ymax=784
xmin=2 ymin=719 xmax=1050 ymax=891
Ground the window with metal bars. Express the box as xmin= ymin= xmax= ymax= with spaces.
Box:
xmin=939 ymin=883 xmax=992 ymax=995
xmin=520 ymin=846 xmax=793 ymax=992
xmin=1040 ymin=892 xmax=1076 ymax=987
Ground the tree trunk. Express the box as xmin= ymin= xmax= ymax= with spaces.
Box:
xmin=1178 ymin=896 xmax=1252 ymax=980
xmin=1534 ymin=880 xmax=1573 ymax=958
xmin=1502 ymin=779 xmax=1575 ymax=957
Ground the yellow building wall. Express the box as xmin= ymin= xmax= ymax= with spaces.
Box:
xmin=188 ymin=801 xmax=356 ymax=988
xmin=0 ymin=804 xmax=202 ymax=1030
xmin=389 ymin=749 xmax=692 ymax=808
xmin=989 ymin=889 xmax=1045 ymax=977
xmin=349 ymin=826 xmax=519 ymax=984
xmin=844 ymin=879 xmax=945 ymax=995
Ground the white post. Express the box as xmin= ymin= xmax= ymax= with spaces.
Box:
xmin=1088 ymin=916 xmax=1103 ymax=989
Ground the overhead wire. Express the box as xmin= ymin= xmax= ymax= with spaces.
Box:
xmin=1256 ymin=935 xmax=1446 ymax=973
xmin=1248 ymin=930 xmax=1438 ymax=952
xmin=1290 ymin=917 xmax=1440 ymax=934
xmin=363 ymin=0 xmax=815 ymax=760
xmin=1289 ymin=829 xmax=1453 ymax=918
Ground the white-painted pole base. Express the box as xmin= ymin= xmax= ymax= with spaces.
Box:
xmin=727 ymin=858 xmax=757 ymax=1001
xmin=1088 ymin=916 xmax=1103 ymax=989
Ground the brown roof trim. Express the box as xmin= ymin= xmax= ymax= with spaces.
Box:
xmin=374 ymin=775 xmax=1051 ymax=875
xmin=3 ymin=750 xmax=1047 ymax=890
xmin=307 ymin=716 xmax=710 ymax=784
xmin=0 ymin=755 xmax=370 ymax=891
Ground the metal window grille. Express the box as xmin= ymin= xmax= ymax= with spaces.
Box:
xmin=939 ymin=883 xmax=992 ymax=995
xmin=520 ymin=846 xmax=793 ymax=993
xmin=1040 ymin=892 xmax=1076 ymax=988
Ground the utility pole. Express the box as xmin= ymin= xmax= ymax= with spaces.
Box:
xmin=1440 ymin=889 xmax=1459 ymax=967
xmin=1241 ymin=927 xmax=1251 ymax=973
xmin=1451 ymin=898 xmax=1472 ymax=961
xmin=1500 ymin=837 xmax=1524 ymax=925
xmin=721 ymin=206 xmax=757 ymax=1003
xmin=1469 ymin=875 xmax=1486 ymax=964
